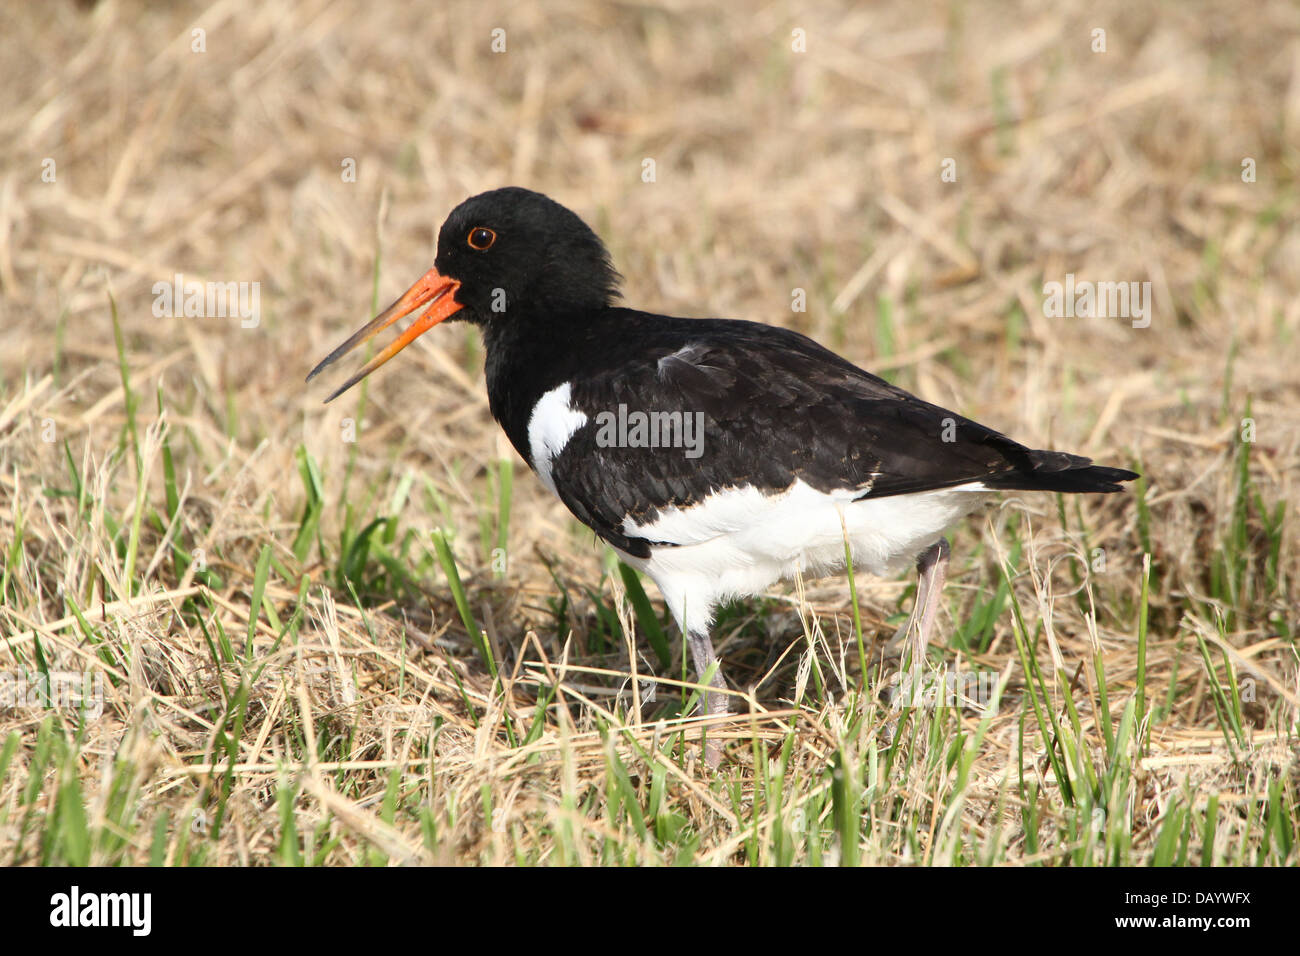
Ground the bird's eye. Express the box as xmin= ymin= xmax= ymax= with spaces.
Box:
xmin=467 ymin=227 xmax=496 ymax=251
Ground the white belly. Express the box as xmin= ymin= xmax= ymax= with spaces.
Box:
xmin=616 ymin=479 xmax=988 ymax=635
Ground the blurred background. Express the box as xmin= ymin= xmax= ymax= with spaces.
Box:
xmin=0 ymin=0 xmax=1296 ymax=865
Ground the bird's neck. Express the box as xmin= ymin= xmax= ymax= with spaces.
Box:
xmin=479 ymin=306 xmax=610 ymax=465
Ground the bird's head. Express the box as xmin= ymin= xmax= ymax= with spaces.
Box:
xmin=307 ymin=187 xmax=619 ymax=402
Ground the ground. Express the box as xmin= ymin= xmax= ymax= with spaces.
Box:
xmin=0 ymin=0 xmax=1296 ymax=865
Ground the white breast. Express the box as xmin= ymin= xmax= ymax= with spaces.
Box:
xmin=526 ymin=382 xmax=588 ymax=496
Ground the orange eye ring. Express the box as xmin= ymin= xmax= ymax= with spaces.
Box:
xmin=467 ymin=227 xmax=496 ymax=251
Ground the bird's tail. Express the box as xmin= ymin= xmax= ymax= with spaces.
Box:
xmin=984 ymin=449 xmax=1139 ymax=494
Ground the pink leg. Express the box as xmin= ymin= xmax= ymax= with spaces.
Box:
xmin=687 ymin=629 xmax=728 ymax=767
xmin=890 ymin=538 xmax=950 ymax=706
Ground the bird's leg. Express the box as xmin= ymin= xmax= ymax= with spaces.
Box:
xmin=908 ymin=537 xmax=950 ymax=703
xmin=886 ymin=537 xmax=950 ymax=706
xmin=686 ymin=628 xmax=728 ymax=767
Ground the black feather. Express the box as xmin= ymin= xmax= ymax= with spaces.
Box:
xmin=982 ymin=463 xmax=1139 ymax=494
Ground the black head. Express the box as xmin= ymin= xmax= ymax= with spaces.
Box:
xmin=435 ymin=187 xmax=621 ymax=321
xmin=306 ymin=187 xmax=621 ymax=401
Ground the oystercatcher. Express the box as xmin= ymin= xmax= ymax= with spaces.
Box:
xmin=307 ymin=187 xmax=1137 ymax=763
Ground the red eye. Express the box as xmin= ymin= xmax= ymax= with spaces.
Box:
xmin=468 ymin=227 xmax=496 ymax=251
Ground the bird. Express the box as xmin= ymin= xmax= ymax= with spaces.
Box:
xmin=307 ymin=186 xmax=1138 ymax=765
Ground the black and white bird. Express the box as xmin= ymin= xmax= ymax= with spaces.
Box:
xmin=307 ymin=187 xmax=1137 ymax=763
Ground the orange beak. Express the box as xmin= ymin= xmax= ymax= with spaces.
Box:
xmin=306 ymin=268 xmax=464 ymax=402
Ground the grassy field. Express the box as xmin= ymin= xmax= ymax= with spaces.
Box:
xmin=0 ymin=0 xmax=1296 ymax=866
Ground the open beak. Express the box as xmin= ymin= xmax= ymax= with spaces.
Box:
xmin=306 ymin=268 xmax=463 ymax=402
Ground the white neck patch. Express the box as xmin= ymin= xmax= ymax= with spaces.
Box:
xmin=526 ymin=382 xmax=589 ymax=496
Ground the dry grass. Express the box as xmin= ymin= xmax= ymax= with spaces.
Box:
xmin=0 ymin=0 xmax=1296 ymax=865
